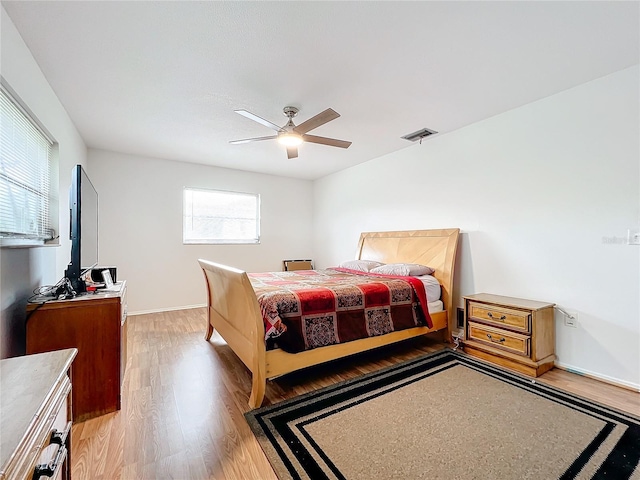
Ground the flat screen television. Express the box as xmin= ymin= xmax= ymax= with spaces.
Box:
xmin=64 ymin=165 xmax=98 ymax=293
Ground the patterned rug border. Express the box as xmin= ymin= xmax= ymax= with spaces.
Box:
xmin=245 ymin=349 xmax=640 ymax=480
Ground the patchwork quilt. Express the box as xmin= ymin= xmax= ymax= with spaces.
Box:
xmin=248 ymin=268 xmax=432 ymax=353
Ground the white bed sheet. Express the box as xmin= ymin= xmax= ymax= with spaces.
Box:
xmin=427 ymin=300 xmax=443 ymax=314
xmin=417 ymin=275 xmax=441 ymax=302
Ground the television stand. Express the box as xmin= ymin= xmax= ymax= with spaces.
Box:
xmin=26 ymin=281 xmax=128 ymax=422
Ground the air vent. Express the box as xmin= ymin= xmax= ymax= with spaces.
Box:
xmin=401 ymin=127 xmax=438 ymax=142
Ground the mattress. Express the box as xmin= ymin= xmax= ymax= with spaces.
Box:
xmin=418 ymin=275 xmax=442 ymax=302
xmin=427 ymin=300 xmax=444 ymax=313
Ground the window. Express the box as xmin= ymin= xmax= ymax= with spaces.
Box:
xmin=0 ymin=83 xmax=56 ymax=246
xmin=183 ymin=188 xmax=260 ymax=244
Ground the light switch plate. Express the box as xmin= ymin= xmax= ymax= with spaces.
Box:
xmin=628 ymin=229 xmax=640 ymax=245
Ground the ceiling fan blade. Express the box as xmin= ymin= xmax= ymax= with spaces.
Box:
xmin=286 ymin=146 xmax=299 ymax=159
xmin=235 ymin=110 xmax=283 ymax=132
xmin=293 ymin=108 xmax=340 ymax=135
xmin=229 ymin=135 xmax=278 ymax=145
xmin=302 ymin=134 xmax=352 ymax=149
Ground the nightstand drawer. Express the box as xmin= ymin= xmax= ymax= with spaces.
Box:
xmin=468 ymin=302 xmax=531 ymax=333
xmin=467 ymin=322 xmax=530 ymax=357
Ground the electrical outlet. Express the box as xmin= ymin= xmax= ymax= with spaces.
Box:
xmin=564 ymin=312 xmax=578 ymax=328
xmin=628 ymin=229 xmax=640 ymax=245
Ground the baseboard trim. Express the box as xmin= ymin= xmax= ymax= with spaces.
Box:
xmin=555 ymin=361 xmax=640 ymax=393
xmin=128 ymin=304 xmax=206 ymax=316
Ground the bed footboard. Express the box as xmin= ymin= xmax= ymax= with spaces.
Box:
xmin=198 ymin=259 xmax=267 ymax=408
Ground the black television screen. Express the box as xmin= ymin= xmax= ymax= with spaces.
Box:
xmin=64 ymin=165 xmax=98 ymax=292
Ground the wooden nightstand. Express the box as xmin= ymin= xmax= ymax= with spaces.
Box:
xmin=463 ymin=293 xmax=555 ymax=377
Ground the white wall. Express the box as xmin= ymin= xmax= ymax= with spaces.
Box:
xmin=88 ymin=149 xmax=314 ymax=314
xmin=313 ymin=66 xmax=640 ymax=389
xmin=0 ymin=7 xmax=88 ymax=358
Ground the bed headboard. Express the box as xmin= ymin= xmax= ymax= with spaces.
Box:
xmin=356 ymin=228 xmax=460 ymax=330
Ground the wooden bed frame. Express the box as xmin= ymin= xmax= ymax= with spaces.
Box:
xmin=198 ymin=228 xmax=460 ymax=408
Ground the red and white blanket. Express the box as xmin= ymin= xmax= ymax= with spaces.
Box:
xmin=248 ymin=268 xmax=433 ymax=353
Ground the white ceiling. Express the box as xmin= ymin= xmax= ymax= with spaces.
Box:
xmin=3 ymin=1 xmax=639 ymax=180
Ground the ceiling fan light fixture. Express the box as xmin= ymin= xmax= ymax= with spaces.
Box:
xmin=231 ymin=106 xmax=351 ymax=158
xmin=278 ymin=132 xmax=303 ymax=146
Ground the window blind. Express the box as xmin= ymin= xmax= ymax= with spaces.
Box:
xmin=183 ymin=188 xmax=260 ymax=244
xmin=0 ymin=86 xmax=54 ymax=241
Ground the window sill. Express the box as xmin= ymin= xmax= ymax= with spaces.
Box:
xmin=0 ymin=238 xmax=60 ymax=249
xmin=183 ymin=240 xmax=261 ymax=246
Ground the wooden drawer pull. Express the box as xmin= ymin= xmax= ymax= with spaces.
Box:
xmin=33 ymin=445 xmax=67 ymax=479
xmin=486 ymin=333 xmax=506 ymax=343
xmin=487 ymin=312 xmax=506 ymax=321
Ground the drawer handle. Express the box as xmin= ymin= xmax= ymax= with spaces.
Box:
xmin=32 ymin=422 xmax=71 ymax=479
xmin=50 ymin=421 xmax=72 ymax=446
xmin=486 ymin=333 xmax=506 ymax=343
xmin=33 ymin=445 xmax=67 ymax=479
xmin=487 ymin=312 xmax=506 ymax=321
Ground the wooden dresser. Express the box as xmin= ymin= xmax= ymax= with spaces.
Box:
xmin=0 ymin=349 xmax=76 ymax=480
xmin=463 ymin=293 xmax=556 ymax=377
xmin=26 ymin=282 xmax=127 ymax=422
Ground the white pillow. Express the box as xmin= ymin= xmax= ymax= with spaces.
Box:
xmin=337 ymin=259 xmax=385 ymax=272
xmin=370 ymin=263 xmax=435 ymax=276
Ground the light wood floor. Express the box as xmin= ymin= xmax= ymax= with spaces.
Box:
xmin=71 ymin=308 xmax=640 ymax=479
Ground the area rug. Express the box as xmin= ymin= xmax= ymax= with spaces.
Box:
xmin=245 ymin=349 xmax=640 ymax=480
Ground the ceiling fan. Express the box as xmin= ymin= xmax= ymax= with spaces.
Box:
xmin=230 ymin=106 xmax=352 ymax=159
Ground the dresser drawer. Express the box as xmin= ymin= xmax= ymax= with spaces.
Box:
xmin=468 ymin=302 xmax=531 ymax=333
xmin=467 ymin=322 xmax=530 ymax=357
xmin=33 ymin=377 xmax=71 ymax=480
xmin=34 ymin=405 xmax=70 ymax=480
